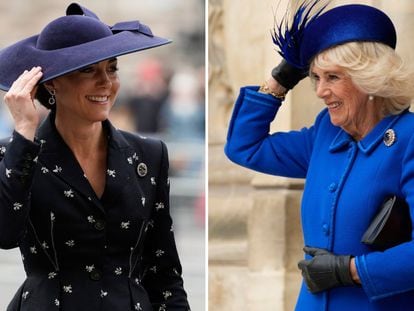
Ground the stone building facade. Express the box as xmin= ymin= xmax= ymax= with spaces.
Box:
xmin=208 ymin=0 xmax=414 ymax=310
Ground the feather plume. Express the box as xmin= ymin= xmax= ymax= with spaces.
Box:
xmin=272 ymin=0 xmax=331 ymax=68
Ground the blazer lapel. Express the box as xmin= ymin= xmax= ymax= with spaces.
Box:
xmin=36 ymin=113 xmax=104 ymax=212
xmin=101 ymin=121 xmax=145 ymax=206
xmin=35 ymin=113 xmax=146 ymax=212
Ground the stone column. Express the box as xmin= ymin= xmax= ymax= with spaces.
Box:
xmin=247 ymin=176 xmax=304 ymax=311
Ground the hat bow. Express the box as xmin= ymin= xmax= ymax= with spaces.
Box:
xmin=111 ymin=21 xmax=153 ymax=37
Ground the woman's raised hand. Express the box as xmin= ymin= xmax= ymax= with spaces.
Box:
xmin=3 ymin=67 xmax=43 ymax=141
xmin=271 ymin=60 xmax=308 ymax=91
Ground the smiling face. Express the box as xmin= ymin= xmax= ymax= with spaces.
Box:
xmin=46 ymin=58 xmax=120 ymax=126
xmin=310 ymin=64 xmax=383 ymax=140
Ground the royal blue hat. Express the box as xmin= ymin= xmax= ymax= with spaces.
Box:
xmin=272 ymin=1 xmax=396 ymax=70
xmin=0 ymin=3 xmax=171 ymax=91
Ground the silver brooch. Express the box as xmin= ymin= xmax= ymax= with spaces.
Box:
xmin=137 ymin=163 xmax=147 ymax=177
xmin=383 ymin=129 xmax=396 ymax=147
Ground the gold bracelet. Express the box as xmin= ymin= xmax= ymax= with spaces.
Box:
xmin=258 ymin=82 xmax=286 ymax=100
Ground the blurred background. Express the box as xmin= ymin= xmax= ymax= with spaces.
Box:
xmin=0 ymin=0 xmax=205 ymax=310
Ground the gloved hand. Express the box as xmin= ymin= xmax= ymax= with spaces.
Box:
xmin=297 ymin=247 xmax=355 ymax=294
xmin=271 ymin=60 xmax=308 ymax=90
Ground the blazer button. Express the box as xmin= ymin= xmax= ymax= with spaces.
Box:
xmin=94 ymin=219 xmax=106 ymax=231
xmin=90 ymin=269 xmax=102 ymax=281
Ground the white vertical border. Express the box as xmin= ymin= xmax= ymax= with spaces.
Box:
xmin=204 ymin=0 xmax=209 ymax=310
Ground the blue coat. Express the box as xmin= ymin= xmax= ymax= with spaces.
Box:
xmin=0 ymin=113 xmax=190 ymax=311
xmin=225 ymin=86 xmax=414 ymax=311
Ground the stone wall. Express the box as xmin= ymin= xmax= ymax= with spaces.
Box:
xmin=208 ymin=0 xmax=414 ymax=310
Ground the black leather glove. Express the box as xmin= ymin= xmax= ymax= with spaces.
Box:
xmin=297 ymin=247 xmax=355 ymax=294
xmin=271 ymin=60 xmax=308 ymax=90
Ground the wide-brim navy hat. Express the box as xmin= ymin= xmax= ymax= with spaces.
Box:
xmin=0 ymin=3 xmax=171 ymax=91
xmin=272 ymin=0 xmax=396 ymax=70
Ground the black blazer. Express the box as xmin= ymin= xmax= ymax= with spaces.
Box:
xmin=0 ymin=113 xmax=190 ymax=311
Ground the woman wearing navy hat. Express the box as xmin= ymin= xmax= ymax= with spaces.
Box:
xmin=0 ymin=3 xmax=189 ymax=311
xmin=225 ymin=1 xmax=414 ymax=310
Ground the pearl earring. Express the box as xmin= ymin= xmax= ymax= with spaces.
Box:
xmin=368 ymin=95 xmax=374 ymax=101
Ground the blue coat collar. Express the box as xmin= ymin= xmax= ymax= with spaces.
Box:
xmin=329 ymin=111 xmax=406 ymax=154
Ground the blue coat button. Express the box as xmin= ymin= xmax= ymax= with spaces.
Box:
xmin=322 ymin=224 xmax=330 ymax=235
xmin=328 ymin=182 xmax=337 ymax=192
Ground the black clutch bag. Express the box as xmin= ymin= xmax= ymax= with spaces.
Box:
xmin=361 ymin=196 xmax=412 ymax=250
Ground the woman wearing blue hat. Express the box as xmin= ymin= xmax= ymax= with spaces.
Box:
xmin=0 ymin=3 xmax=190 ymax=311
xmin=225 ymin=1 xmax=414 ymax=310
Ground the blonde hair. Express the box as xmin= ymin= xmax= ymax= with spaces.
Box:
xmin=311 ymin=42 xmax=414 ymax=115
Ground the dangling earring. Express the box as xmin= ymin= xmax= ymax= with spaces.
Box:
xmin=368 ymin=95 xmax=374 ymax=101
xmin=48 ymin=89 xmax=56 ymax=106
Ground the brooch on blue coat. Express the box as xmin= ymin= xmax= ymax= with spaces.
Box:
xmin=383 ymin=129 xmax=396 ymax=147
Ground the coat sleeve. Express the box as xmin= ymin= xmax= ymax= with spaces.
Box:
xmin=355 ymin=131 xmax=414 ymax=301
xmin=224 ymin=86 xmax=317 ymax=178
xmin=0 ymin=131 xmax=41 ymax=249
xmin=141 ymin=140 xmax=190 ymax=310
